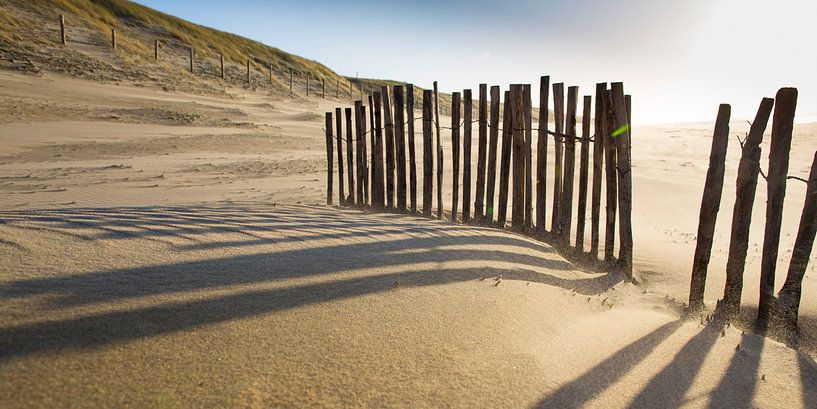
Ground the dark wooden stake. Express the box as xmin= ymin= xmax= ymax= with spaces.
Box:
xmin=511 ymin=85 xmax=526 ymax=230
xmin=609 ymin=83 xmax=634 ymax=278
xmin=603 ymin=90 xmax=617 ymax=262
xmin=717 ymin=98 xmax=774 ymax=315
xmin=688 ymin=104 xmax=731 ymax=309
xmin=576 ymin=95 xmax=592 ymax=252
xmin=60 ymin=15 xmax=66 ymax=46
xmin=552 ymin=83 xmax=565 ymax=235
xmin=422 ymin=90 xmax=434 ymax=216
xmin=758 ymin=87 xmax=798 ymax=324
xmin=463 ymin=89 xmax=473 ymax=223
xmin=189 ymin=47 xmax=194 ymax=73
xmin=590 ymin=83 xmax=607 ymax=258
xmin=306 ymin=74 xmax=310 ymax=97
xmin=486 ymin=86 xmax=501 ymax=223
xmin=345 ymin=107 xmax=354 ymax=205
xmin=382 ymin=86 xmax=396 ymax=209
xmin=373 ymin=92 xmax=386 ymax=209
xmin=355 ymin=102 xmax=365 ymax=205
xmin=361 ymin=105 xmax=369 ymax=205
xmin=560 ymin=86 xmax=578 ymax=244
xmin=289 ymin=69 xmax=293 ymax=91
xmin=407 ymin=84 xmax=417 ymax=213
xmin=111 ymin=28 xmax=116 ymax=51
xmin=154 ymin=40 xmax=159 ymax=61
xmin=777 ymin=151 xmax=817 ymax=332
xmin=220 ymin=55 xmax=225 ymax=79
xmin=335 ymin=108 xmax=344 ymax=206
xmin=322 ymin=80 xmax=326 ymax=99
xmin=325 ymin=112 xmax=334 ymax=205
xmin=368 ymin=95 xmax=376 ymax=204
xmin=246 ymin=60 xmax=250 ymax=84
xmin=497 ymin=90 xmax=513 ymax=228
xmin=523 ymin=84 xmax=533 ymax=230
xmin=434 ymin=81 xmax=443 ymax=219
xmin=537 ymin=76 xmax=550 ymax=235
xmin=475 ymin=84 xmax=489 ymax=221
xmin=394 ymin=85 xmax=408 ymax=212
xmin=451 ymin=92 xmax=462 ymax=222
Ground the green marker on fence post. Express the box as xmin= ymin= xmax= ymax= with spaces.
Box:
xmin=612 ymin=124 xmax=629 ymax=137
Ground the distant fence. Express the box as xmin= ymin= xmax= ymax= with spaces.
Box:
xmin=323 ymin=78 xmax=635 ymax=278
xmin=687 ymin=87 xmax=817 ymax=336
xmin=55 ymin=14 xmax=361 ymax=99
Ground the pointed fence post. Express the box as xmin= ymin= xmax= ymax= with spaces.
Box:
xmin=325 ymin=112 xmax=334 ymax=205
xmin=552 ymin=83 xmax=565 ymax=235
xmin=688 ymin=104 xmax=731 ymax=311
xmin=590 ymin=83 xmax=607 ymax=258
xmin=536 ymin=77 xmax=550 ymax=235
xmin=450 ymin=92 xmax=462 ymax=221
xmin=306 ymin=74 xmax=310 ymax=97
xmin=758 ymin=87 xmax=798 ymax=324
xmin=560 ymin=86 xmax=578 ymax=244
xmin=576 ymin=95 xmax=592 ymax=252
xmin=609 ymin=83 xmax=634 ymax=278
xmin=719 ymin=98 xmax=774 ymax=315
xmin=422 ymin=90 xmax=434 ymax=216
xmin=475 ymin=84 xmax=489 ymax=221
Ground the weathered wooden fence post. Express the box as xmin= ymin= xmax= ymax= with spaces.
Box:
xmin=335 ymin=108 xmax=344 ymax=205
xmin=434 ymin=81 xmax=444 ymax=219
xmin=510 ymin=85 xmax=526 ymax=230
xmin=60 ymin=15 xmax=67 ymax=46
xmin=345 ymin=107 xmax=354 ymax=205
xmin=325 ymin=112 xmax=334 ymax=205
xmin=322 ymin=79 xmax=326 ymax=99
xmin=719 ymin=98 xmax=775 ymax=316
xmin=576 ymin=95 xmax=592 ymax=252
xmin=758 ymin=87 xmax=798 ymax=324
xmin=361 ymin=105 xmax=369 ymax=205
xmin=189 ymin=47 xmax=194 ymax=73
xmin=407 ymin=84 xmax=417 ymax=213
xmin=590 ymin=83 xmax=607 ymax=258
xmin=537 ymin=76 xmax=550 ymax=235
xmin=337 ymin=80 xmax=340 ymax=98
xmin=368 ymin=96 xmax=376 ymax=204
xmin=450 ymin=92 xmax=462 ymax=221
xmin=111 ymin=28 xmax=116 ymax=50
xmin=355 ymin=101 xmax=365 ymax=206
xmin=373 ymin=92 xmax=385 ymax=209
xmin=497 ymin=90 xmax=513 ymax=228
xmin=688 ymin=104 xmax=731 ymax=311
xmin=220 ymin=55 xmax=225 ymax=79
xmin=603 ymin=90 xmax=617 ymax=262
xmin=523 ymin=84 xmax=533 ymax=230
xmin=246 ymin=60 xmax=251 ymax=84
xmin=552 ymin=83 xmax=565 ymax=235
xmin=382 ymin=86 xmax=396 ymax=209
xmin=475 ymin=84 xmax=488 ymax=221
xmin=777 ymin=151 xmax=817 ymax=332
xmin=269 ymin=62 xmax=272 ymax=84
xmin=609 ymin=83 xmax=634 ymax=278
xmin=486 ymin=86 xmax=501 ymax=223
xmin=289 ymin=69 xmax=293 ymax=91
xmin=154 ymin=40 xmax=159 ymax=61
xmin=306 ymin=74 xmax=310 ymax=97
xmin=463 ymin=89 xmax=473 ymax=223
xmin=422 ymin=90 xmax=434 ymax=216
xmin=560 ymin=86 xmax=578 ymax=244
xmin=394 ymin=85 xmax=408 ymax=212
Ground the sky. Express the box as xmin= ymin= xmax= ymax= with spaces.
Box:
xmin=133 ymin=0 xmax=817 ymax=125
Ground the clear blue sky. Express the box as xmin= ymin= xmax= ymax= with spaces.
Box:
xmin=133 ymin=0 xmax=817 ymax=124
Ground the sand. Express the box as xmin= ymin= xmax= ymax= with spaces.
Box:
xmin=1 ymin=69 xmax=817 ymax=408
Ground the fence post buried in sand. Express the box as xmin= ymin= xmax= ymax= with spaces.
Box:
xmin=434 ymin=81 xmax=444 ymax=219
xmin=590 ymin=83 xmax=607 ymax=258
xmin=510 ymin=85 xmax=526 ymax=231
xmin=335 ymin=108 xmax=344 ymax=205
xmin=688 ymin=104 xmax=730 ymax=311
xmin=373 ymin=92 xmax=386 ymax=209
xmin=560 ymin=86 xmax=578 ymax=243
xmin=523 ymin=84 xmax=533 ymax=230
xmin=576 ymin=95 xmax=592 ymax=252
xmin=325 ymin=112 xmax=334 ymax=205
xmin=382 ymin=86 xmax=396 ymax=210
xmin=369 ymin=95 xmax=376 ymax=205
xmin=463 ymin=89 xmax=473 ymax=223
xmin=345 ymin=107 xmax=354 ymax=205
xmin=394 ymin=85 xmax=407 ymax=212
xmin=603 ymin=89 xmax=617 ymax=263
xmin=497 ymin=90 xmax=512 ymax=228
xmin=609 ymin=83 xmax=634 ymax=279
xmin=537 ymin=77 xmax=550 ymax=235
xmin=485 ymin=85 xmax=500 ymax=224
xmin=475 ymin=84 xmax=488 ymax=221
xmin=407 ymin=84 xmax=417 ymax=213
xmin=551 ymin=83 xmax=565 ymax=236
xmin=362 ymin=104 xmax=369 ymax=204
xmin=422 ymin=90 xmax=434 ymax=216
xmin=355 ymin=101 xmax=364 ymax=206
xmin=450 ymin=92 xmax=461 ymax=221
xmin=306 ymin=73 xmax=309 ymax=97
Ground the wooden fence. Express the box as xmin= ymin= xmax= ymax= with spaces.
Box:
xmin=687 ymin=87 xmax=817 ymax=337
xmin=323 ymin=78 xmax=635 ymax=277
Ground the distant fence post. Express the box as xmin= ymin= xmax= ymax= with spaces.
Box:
xmin=603 ymin=89 xmax=617 ymax=262
xmin=590 ymin=83 xmax=607 ymax=258
xmin=189 ymin=47 xmax=194 ymax=73
xmin=688 ymin=104 xmax=730 ymax=311
xmin=345 ymin=107 xmax=354 ymax=205
xmin=536 ymin=76 xmax=550 ymax=235
xmin=777 ymin=151 xmax=817 ymax=333
xmin=394 ymin=85 xmax=408 ymax=212
xmin=289 ymin=69 xmax=293 ymax=91
xmin=269 ymin=62 xmax=272 ymax=84
xmin=523 ymin=84 xmax=533 ymax=230
xmin=60 ymin=15 xmax=66 ymax=46
xmin=154 ymin=40 xmax=159 ymax=61
xmin=510 ymin=84 xmax=526 ymax=230
xmin=560 ymin=86 xmax=578 ymax=244
xmin=609 ymin=83 xmax=633 ymax=278
xmin=406 ymin=84 xmax=417 ymax=213
xmin=335 ymin=108 xmax=345 ymax=205
xmin=220 ymin=55 xmax=225 ymax=79
xmin=758 ymin=87 xmax=798 ymax=324
xmin=719 ymin=98 xmax=774 ymax=315
xmin=306 ymin=74 xmax=310 ymax=97
xmin=551 ymin=83 xmax=565 ymax=236
xmin=111 ymin=28 xmax=116 ymax=50
xmin=337 ymin=80 xmax=340 ymax=98
xmin=475 ymin=84 xmax=488 ymax=221
xmin=246 ymin=59 xmax=250 ymax=84
xmin=497 ymin=90 xmax=513 ymax=228
xmin=485 ymin=86 xmax=500 ymax=223
xmin=325 ymin=112 xmax=334 ymax=205
xmin=422 ymin=90 xmax=434 ymax=215
xmin=322 ymin=79 xmax=326 ymax=99
xmin=434 ymin=81 xmax=444 ymax=219
xmin=576 ymin=95 xmax=592 ymax=252
xmin=382 ymin=86 xmax=396 ymax=209
xmin=450 ymin=92 xmax=462 ymax=221
xmin=462 ymin=89 xmax=473 ymax=223
xmin=373 ymin=92 xmax=386 ymax=209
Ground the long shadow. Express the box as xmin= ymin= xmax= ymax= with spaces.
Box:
xmin=533 ymin=320 xmax=684 ymax=409
xmin=0 ymin=264 xmax=613 ymax=361
xmin=627 ymin=324 xmax=720 ymax=408
xmin=707 ymin=333 xmax=763 ymax=408
xmin=797 ymin=351 xmax=817 ymax=408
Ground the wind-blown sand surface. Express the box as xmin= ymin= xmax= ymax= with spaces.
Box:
xmin=1 ymin=70 xmax=816 ymax=407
